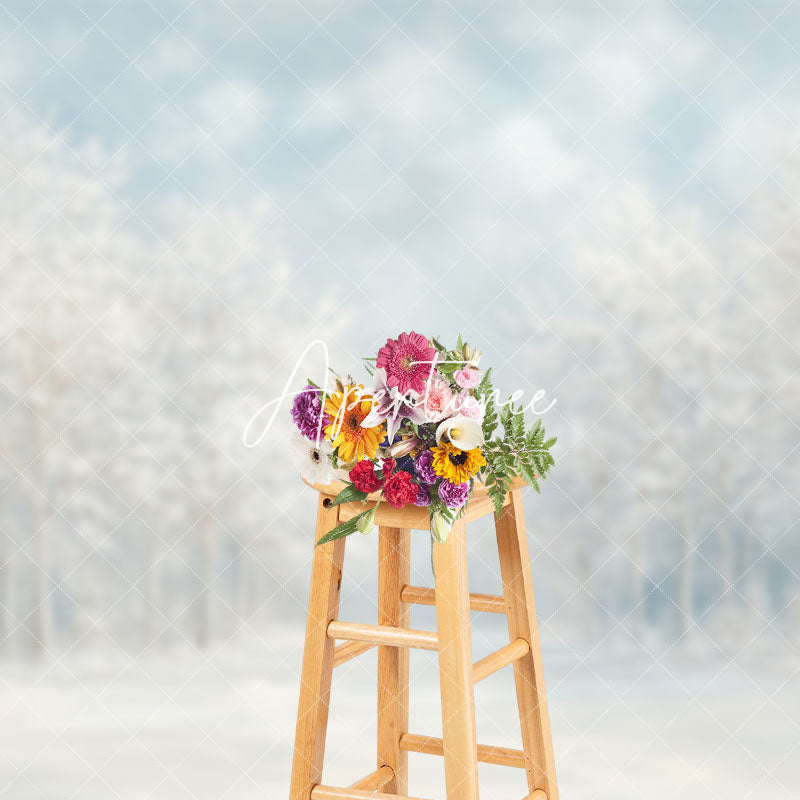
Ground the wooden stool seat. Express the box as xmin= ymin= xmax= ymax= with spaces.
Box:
xmin=289 ymin=479 xmax=559 ymax=800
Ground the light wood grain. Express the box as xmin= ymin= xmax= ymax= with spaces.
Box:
xmin=308 ymin=475 xmax=524 ymax=531
xmin=377 ymin=526 xmax=410 ymax=794
xmin=347 ymin=765 xmax=394 ymax=791
xmin=463 ymin=493 xmax=507 ymax=522
xmin=335 ymin=493 xmax=511 ymax=529
xmin=400 ymin=585 xmax=507 ymax=613
xmin=291 ymin=476 xmax=560 ymax=800
xmin=327 ymin=620 xmax=438 ymax=650
xmin=495 ymin=489 xmax=559 ymax=800
xmin=311 ymin=786 xmax=431 ymax=800
xmin=332 ymin=639 xmax=375 ymax=667
xmin=289 ymin=495 xmax=345 ymax=800
xmin=472 ymin=637 xmax=530 ymax=684
xmin=337 ymin=499 xmax=431 ymax=530
xmin=304 ymin=475 xmax=526 ymax=502
xmin=433 ymin=517 xmax=480 ymax=800
xmin=399 ymin=733 xmax=526 ymax=769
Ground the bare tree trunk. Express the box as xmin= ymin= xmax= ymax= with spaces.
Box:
xmin=715 ymin=454 xmax=738 ymax=632
xmin=629 ymin=528 xmax=645 ymax=640
xmin=740 ymin=507 xmax=762 ymax=636
xmin=576 ymin=543 xmax=594 ymax=639
xmin=196 ymin=510 xmax=214 ymax=649
xmin=144 ymin=530 xmax=160 ymax=648
xmin=579 ymin=457 xmax=608 ymax=640
xmin=30 ymin=412 xmax=52 ymax=658
xmin=237 ymin=546 xmax=253 ymax=632
xmin=791 ymin=590 xmax=800 ymax=650
xmin=31 ymin=502 xmax=51 ymax=656
xmin=0 ymin=448 xmax=16 ymax=654
xmin=0 ymin=553 xmax=14 ymax=655
xmin=676 ymin=511 xmax=694 ymax=642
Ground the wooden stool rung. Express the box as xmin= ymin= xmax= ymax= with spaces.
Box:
xmin=347 ymin=765 xmax=394 ymax=791
xmin=291 ymin=486 xmax=560 ymax=800
xmin=311 ymin=786 xmax=431 ymax=800
xmin=332 ymin=640 xmax=375 ymax=667
xmin=400 ymin=585 xmax=507 ymax=614
xmin=472 ymin=637 xmax=530 ymax=683
xmin=327 ymin=620 xmax=438 ymax=651
xmin=399 ymin=733 xmax=527 ymax=769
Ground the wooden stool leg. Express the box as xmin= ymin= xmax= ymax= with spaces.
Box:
xmin=433 ymin=518 xmax=480 ymax=800
xmin=377 ymin=526 xmax=411 ymax=794
xmin=495 ymin=490 xmax=559 ymax=800
xmin=289 ymin=496 xmax=345 ymax=800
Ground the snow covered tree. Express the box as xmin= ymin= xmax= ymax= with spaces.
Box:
xmin=0 ymin=112 xmax=349 ymax=657
xmin=0 ymin=113 xmax=143 ymax=655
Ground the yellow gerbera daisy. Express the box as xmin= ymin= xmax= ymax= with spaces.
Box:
xmin=324 ymin=384 xmax=385 ymax=463
xmin=431 ymin=442 xmax=486 ymax=484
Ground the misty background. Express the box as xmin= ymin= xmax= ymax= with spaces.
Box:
xmin=0 ymin=1 xmax=798 ymax=798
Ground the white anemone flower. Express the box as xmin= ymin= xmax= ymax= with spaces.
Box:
xmin=290 ymin=430 xmax=335 ymax=484
xmin=435 ymin=415 xmax=484 ymax=451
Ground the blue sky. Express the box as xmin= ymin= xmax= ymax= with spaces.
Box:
xmin=2 ymin=0 xmax=798 ymax=355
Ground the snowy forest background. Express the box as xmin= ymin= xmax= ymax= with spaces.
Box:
xmin=0 ymin=1 xmax=798 ymax=799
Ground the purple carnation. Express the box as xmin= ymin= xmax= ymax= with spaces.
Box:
xmin=291 ymin=384 xmax=329 ymax=441
xmin=438 ymin=479 xmax=470 ymax=509
xmin=414 ymin=450 xmax=437 ymax=485
xmin=413 ymin=484 xmax=432 ymax=507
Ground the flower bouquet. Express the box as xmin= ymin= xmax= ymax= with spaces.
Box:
xmin=290 ymin=332 xmax=556 ymax=546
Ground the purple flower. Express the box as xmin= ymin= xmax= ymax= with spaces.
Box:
xmin=396 ymin=455 xmax=415 ymax=473
xmin=413 ymin=484 xmax=432 ymax=507
xmin=291 ymin=384 xmax=329 ymax=441
xmin=414 ymin=450 xmax=437 ymax=485
xmin=438 ymin=479 xmax=470 ymax=509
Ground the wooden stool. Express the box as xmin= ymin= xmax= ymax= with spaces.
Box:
xmin=289 ymin=477 xmax=559 ymax=800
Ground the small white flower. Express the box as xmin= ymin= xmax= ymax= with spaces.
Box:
xmin=435 ymin=415 xmax=484 ymax=451
xmin=290 ymin=430 xmax=335 ymax=484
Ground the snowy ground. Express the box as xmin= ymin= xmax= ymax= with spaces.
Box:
xmin=1 ymin=628 xmax=798 ymax=800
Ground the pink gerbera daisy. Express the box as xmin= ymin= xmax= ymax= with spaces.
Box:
xmin=376 ymin=331 xmax=436 ymax=395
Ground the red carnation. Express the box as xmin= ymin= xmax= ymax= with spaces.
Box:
xmin=349 ymin=459 xmax=382 ymax=493
xmin=381 ymin=458 xmax=396 ymax=478
xmin=383 ymin=470 xmax=417 ymax=509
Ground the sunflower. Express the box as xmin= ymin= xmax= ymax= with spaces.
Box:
xmin=324 ymin=384 xmax=385 ymax=463
xmin=431 ymin=442 xmax=486 ymax=484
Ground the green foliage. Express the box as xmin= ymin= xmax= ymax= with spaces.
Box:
xmin=330 ymin=484 xmax=369 ymax=506
xmin=477 ymin=368 xmax=498 ymax=439
xmin=430 ymin=333 xmax=474 ymax=379
xmin=428 ymin=494 xmax=455 ymax=527
xmin=430 ymin=336 xmax=448 ymax=354
xmin=436 ymin=360 xmax=460 ymax=379
xmin=316 ymin=507 xmax=374 ymax=545
xmin=478 ymin=371 xmax=557 ymax=515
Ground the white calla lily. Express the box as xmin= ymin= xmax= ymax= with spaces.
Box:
xmin=435 ymin=415 xmax=484 ymax=451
